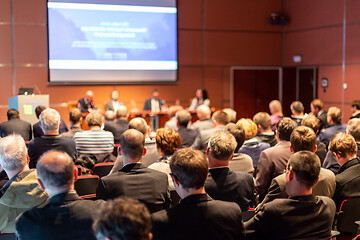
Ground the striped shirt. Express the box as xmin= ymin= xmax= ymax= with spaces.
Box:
xmin=73 ymin=130 xmax=114 ymax=155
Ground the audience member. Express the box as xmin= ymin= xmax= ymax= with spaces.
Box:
xmin=253 ymin=112 xmax=277 ymax=147
xmin=269 ymin=100 xmax=284 ymax=132
xmin=176 ymin=110 xmax=198 ymax=147
xmin=205 ymin=130 xmax=254 ymax=211
xmin=143 ymin=88 xmax=166 ymax=112
xmin=190 ymin=104 xmax=213 ymax=132
xmin=164 ymin=105 xmax=183 ymax=130
xmin=245 ymin=151 xmax=335 ymax=239
xmin=33 ymin=105 xmax=68 ymax=138
xmin=105 ymin=90 xmax=123 ymax=113
xmin=16 ymin=151 xmax=104 ymax=240
xmin=188 ymin=88 xmax=210 ymax=110
xmin=104 ymin=110 xmax=115 ymax=121
xmin=258 ymin=126 xmax=335 ymax=209
xmin=318 ymin=106 xmax=347 ymax=148
xmin=223 ymin=108 xmax=237 ymax=123
xmin=350 ymin=100 xmax=360 ymax=119
xmin=104 ymin=106 xmax=129 ymax=144
xmin=93 ymin=197 xmax=152 ymax=240
xmin=237 ymin=118 xmax=270 ymax=168
xmin=151 ymin=148 xmax=244 ymax=240
xmin=290 ymin=101 xmax=306 ymax=126
xmin=96 ymin=129 xmax=170 ymax=213
xmin=28 ymin=108 xmax=77 ymax=168
xmin=78 ymin=90 xmax=96 ymax=113
xmin=61 ymin=108 xmax=83 ymax=138
xmin=255 ymin=117 xmax=297 ymax=201
xmin=301 ymin=115 xmax=327 ymax=164
xmin=0 ymin=109 xmax=32 ymax=141
xmin=148 ymin=128 xmax=181 ymax=190
xmin=329 ymin=133 xmax=360 ymax=209
xmin=0 ymin=135 xmax=48 ymax=233
xmin=109 ymin=118 xmax=161 ymax=173
xmin=225 ymin=123 xmax=254 ymax=174
xmin=74 ymin=111 xmax=114 ymax=156
xmin=191 ymin=110 xmax=230 ymax=152
xmin=310 ymin=99 xmax=328 ymax=130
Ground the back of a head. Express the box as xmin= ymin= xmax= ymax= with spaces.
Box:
xmin=116 ymin=105 xmax=129 ymax=119
xmin=196 ymin=105 xmax=211 ymax=120
xmin=37 ymin=151 xmax=74 ymax=189
xmin=156 ymin=128 xmax=181 ymax=156
xmin=35 ymin=105 xmax=46 ymax=119
xmin=120 ymin=129 xmax=145 ymax=160
xmin=0 ymin=134 xmax=27 ymax=172
xmin=236 ymin=118 xmax=257 ymax=140
xmin=347 ymin=118 xmax=360 ymax=142
xmin=225 ymin=123 xmax=245 ymax=152
xmin=40 ymin=108 xmax=60 ymax=133
xmin=86 ymin=111 xmax=103 ymax=127
xmin=290 ymin=126 xmax=316 ymax=152
xmin=105 ymin=111 xmax=115 ymax=121
xmin=288 ymin=151 xmax=321 ymax=189
xmin=176 ymin=110 xmax=191 ymax=127
xmin=301 ymin=115 xmax=320 ymax=134
xmin=351 ymin=100 xmax=360 ymax=110
xmin=212 ymin=110 xmax=230 ymax=126
xmin=329 ymin=132 xmax=357 ymax=158
xmin=94 ymin=197 xmax=151 ymax=240
xmin=291 ymin=101 xmax=304 ymax=114
xmin=170 ymin=148 xmax=208 ymax=190
xmin=168 ymin=105 xmax=183 ymax=118
xmin=129 ymin=118 xmax=148 ymax=135
xmin=328 ymin=107 xmax=342 ymax=123
xmin=69 ymin=108 xmax=82 ymax=124
xmin=223 ymin=108 xmax=237 ymax=123
xmin=269 ymin=100 xmax=282 ymax=114
xmin=253 ymin=112 xmax=271 ymax=131
xmin=311 ymin=99 xmax=324 ymax=110
xmin=209 ymin=130 xmax=236 ymax=161
xmin=7 ymin=109 xmax=19 ymax=120
xmin=277 ymin=117 xmax=297 ymax=141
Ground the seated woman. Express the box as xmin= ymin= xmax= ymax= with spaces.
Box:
xmin=188 ymin=88 xmax=210 ymax=110
xmin=237 ymin=118 xmax=270 ymax=169
xmin=148 ymin=128 xmax=182 ymax=190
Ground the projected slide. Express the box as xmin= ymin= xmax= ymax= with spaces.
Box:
xmin=47 ymin=1 xmax=177 ymax=83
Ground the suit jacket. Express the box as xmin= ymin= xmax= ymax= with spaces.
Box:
xmin=318 ymin=110 xmax=328 ymax=131
xmin=178 ymin=127 xmax=198 ymax=147
xmin=60 ymin=126 xmax=82 ymax=139
xmin=333 ymin=157 xmax=360 ymax=210
xmin=97 ymin=163 xmax=170 ymax=213
xmin=245 ymin=195 xmax=336 ymax=240
xmin=316 ymin=141 xmax=327 ymax=164
xmin=152 ymin=194 xmax=244 ymax=240
xmin=205 ymin=167 xmax=254 ymax=212
xmin=255 ymin=141 xmax=293 ymax=200
xmin=228 ymin=153 xmax=254 ymax=175
xmin=104 ymin=119 xmax=129 ymax=144
xmin=191 ymin=126 xmax=226 ymax=152
xmin=16 ymin=192 xmax=104 ymax=240
xmin=105 ymin=100 xmax=122 ymax=112
xmin=190 ymin=118 xmax=213 ymax=133
xmin=318 ymin=123 xmax=347 ymax=148
xmin=257 ymin=168 xmax=336 ymax=209
xmin=0 ymin=118 xmax=32 ymax=141
xmin=143 ymin=98 xmax=165 ymax=111
xmin=33 ymin=120 xmax=68 ymax=138
xmin=77 ymin=97 xmax=95 ymax=113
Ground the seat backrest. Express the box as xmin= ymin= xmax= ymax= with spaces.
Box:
xmin=337 ymin=197 xmax=360 ymax=233
xmin=74 ymin=175 xmax=99 ymax=197
xmin=93 ymin=162 xmax=115 ymax=178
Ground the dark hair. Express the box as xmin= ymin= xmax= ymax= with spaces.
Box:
xmin=152 ymin=88 xmax=158 ymax=93
xmin=329 ymin=132 xmax=357 ymax=158
xmin=212 ymin=110 xmax=230 ymax=125
xmin=253 ymin=112 xmax=271 ymax=130
xmin=290 ymin=126 xmax=316 ymax=152
xmin=170 ymin=148 xmax=208 ymax=190
xmin=176 ymin=110 xmax=191 ymax=127
xmin=351 ymin=100 xmax=360 ymax=110
xmin=35 ymin=105 xmax=46 ymax=119
xmin=69 ymin=108 xmax=82 ymax=124
xmin=129 ymin=118 xmax=147 ymax=135
xmin=156 ymin=128 xmax=181 ymax=156
xmin=7 ymin=109 xmax=19 ymax=120
xmin=120 ymin=129 xmax=145 ymax=160
xmin=225 ymin=123 xmax=245 ymax=152
xmin=93 ymin=197 xmax=151 ymax=240
xmin=277 ymin=117 xmax=297 ymax=141
xmin=288 ymin=151 xmax=321 ymax=189
xmin=301 ymin=115 xmax=320 ymax=134
xmin=311 ymin=99 xmax=324 ymax=110
xmin=202 ymin=89 xmax=208 ymax=100
xmin=291 ymin=101 xmax=304 ymax=114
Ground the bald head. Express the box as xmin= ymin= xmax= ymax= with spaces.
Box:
xmin=196 ymin=105 xmax=211 ymax=120
xmin=269 ymin=100 xmax=282 ymax=115
xmin=120 ymin=129 xmax=145 ymax=161
xmin=105 ymin=110 xmax=116 ymax=121
xmin=85 ymin=91 xmax=94 ymax=102
xmin=129 ymin=118 xmax=148 ymax=135
xmin=111 ymin=90 xmax=119 ymax=100
xmin=0 ymin=134 xmax=27 ymax=172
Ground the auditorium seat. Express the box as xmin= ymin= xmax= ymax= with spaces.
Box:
xmin=93 ymin=162 xmax=115 ymax=178
xmin=334 ymin=197 xmax=360 ymax=239
xmin=74 ymin=175 xmax=99 ymax=199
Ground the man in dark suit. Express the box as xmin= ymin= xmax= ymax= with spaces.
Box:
xmin=105 ymin=90 xmax=123 ymax=112
xmin=176 ymin=110 xmax=197 ymax=147
xmin=77 ymin=90 xmax=96 ymax=113
xmin=311 ymin=99 xmax=328 ymax=131
xmin=350 ymin=100 xmax=360 ymax=119
xmin=205 ymin=130 xmax=254 ymax=211
xmin=96 ymin=129 xmax=170 ymax=213
xmin=152 ymin=148 xmax=244 ymax=240
xmin=104 ymin=105 xmax=129 ymax=144
xmin=0 ymin=109 xmax=32 ymax=141
xmin=33 ymin=105 xmax=68 ymax=138
xmin=329 ymin=132 xmax=360 ymax=210
xmin=143 ymin=88 xmax=165 ymax=112
xmin=16 ymin=151 xmax=104 ymax=240
xmin=245 ymin=151 xmax=336 ymax=240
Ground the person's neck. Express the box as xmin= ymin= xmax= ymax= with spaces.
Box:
xmin=180 ymin=187 xmax=206 ymax=199
xmin=208 ymin=157 xmax=229 ymax=168
xmin=47 ymin=186 xmax=73 ymax=198
xmin=5 ymin=165 xmax=29 ymax=179
xmin=262 ymin=128 xmax=273 ymax=133
xmin=339 ymin=154 xmax=357 ymax=166
xmin=122 ymin=157 xmax=141 ymax=166
xmin=44 ymin=130 xmax=59 ymax=135
xmin=89 ymin=126 xmax=101 ymax=131
xmin=288 ymin=186 xmax=312 ymax=198
xmin=71 ymin=122 xmax=81 ymax=128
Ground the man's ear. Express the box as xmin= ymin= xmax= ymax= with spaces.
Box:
xmin=206 ymin=147 xmax=210 ymax=156
xmin=229 ymin=153 xmax=234 ymax=161
xmin=290 ymin=144 xmax=294 ymax=153
xmin=38 ymin=178 xmax=46 ymax=191
xmin=143 ymin=147 xmax=147 ymax=156
xmin=117 ymin=145 xmax=122 ymax=156
xmin=288 ymin=167 xmax=294 ymax=181
xmin=73 ymin=166 xmax=78 ymax=182
xmin=313 ymin=145 xmax=317 ymax=153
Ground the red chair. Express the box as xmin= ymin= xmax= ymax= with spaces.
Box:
xmin=93 ymin=162 xmax=115 ymax=178
xmin=74 ymin=175 xmax=99 ymax=199
xmin=334 ymin=197 xmax=360 ymax=239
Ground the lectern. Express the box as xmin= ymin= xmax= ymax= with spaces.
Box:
xmin=8 ymin=95 xmax=49 ymax=125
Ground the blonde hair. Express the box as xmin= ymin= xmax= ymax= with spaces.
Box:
xmin=236 ymin=118 xmax=257 ymax=140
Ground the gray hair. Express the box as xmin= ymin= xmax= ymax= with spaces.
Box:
xmin=208 ymin=130 xmax=236 ymax=161
xmin=176 ymin=110 xmax=191 ymax=127
xmin=223 ymin=108 xmax=237 ymax=123
xmin=347 ymin=118 xmax=360 ymax=142
xmin=40 ymin=108 xmax=60 ymax=133
xmin=0 ymin=134 xmax=27 ymax=171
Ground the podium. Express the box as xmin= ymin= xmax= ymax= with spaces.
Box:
xmin=9 ymin=95 xmax=49 ymax=126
